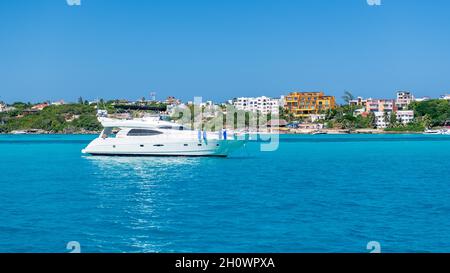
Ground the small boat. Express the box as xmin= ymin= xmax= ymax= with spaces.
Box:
xmin=423 ymin=129 xmax=448 ymax=135
xmin=11 ymin=130 xmax=27 ymax=135
xmin=82 ymin=116 xmax=247 ymax=157
xmin=311 ymin=131 xmax=327 ymax=135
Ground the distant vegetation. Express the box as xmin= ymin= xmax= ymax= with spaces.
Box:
xmin=0 ymin=96 xmax=449 ymax=134
xmin=0 ymin=103 xmax=101 ymax=133
xmin=409 ymin=99 xmax=450 ymax=127
xmin=0 ymin=99 xmax=171 ymax=133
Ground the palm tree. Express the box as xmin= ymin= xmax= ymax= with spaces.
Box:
xmin=422 ymin=114 xmax=432 ymax=129
xmin=342 ymin=91 xmax=355 ymax=105
xmin=389 ymin=112 xmax=397 ymax=128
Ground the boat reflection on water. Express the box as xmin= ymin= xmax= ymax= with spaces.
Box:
xmin=84 ymin=155 xmax=202 ymax=178
xmin=82 ymin=155 xmax=203 ymax=252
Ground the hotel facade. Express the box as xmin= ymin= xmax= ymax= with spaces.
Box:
xmin=284 ymin=92 xmax=336 ymax=118
xmin=349 ymin=91 xmax=416 ymax=129
xmin=396 ymin=91 xmax=414 ymax=110
xmin=232 ymin=96 xmax=283 ymax=115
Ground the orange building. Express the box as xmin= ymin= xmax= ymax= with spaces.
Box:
xmin=284 ymin=92 xmax=336 ymax=118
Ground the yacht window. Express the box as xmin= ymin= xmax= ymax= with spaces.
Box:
xmin=153 ymin=144 xmax=164 ymax=147
xmin=158 ymin=126 xmax=173 ymax=130
xmin=127 ymin=129 xmax=163 ymax=136
xmin=184 ymin=144 xmax=188 ymax=146
xmin=179 ymin=126 xmax=184 ymax=131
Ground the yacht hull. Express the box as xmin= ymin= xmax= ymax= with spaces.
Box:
xmin=82 ymin=138 xmax=245 ymax=157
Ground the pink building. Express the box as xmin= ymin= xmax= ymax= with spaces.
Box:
xmin=365 ymin=99 xmax=397 ymax=113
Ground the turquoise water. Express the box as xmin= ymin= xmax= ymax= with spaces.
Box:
xmin=1 ymin=134 xmax=450 ymax=253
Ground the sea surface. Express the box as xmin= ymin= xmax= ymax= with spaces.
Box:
xmin=1 ymin=134 xmax=450 ymax=253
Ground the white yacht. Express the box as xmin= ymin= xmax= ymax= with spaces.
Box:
xmin=82 ymin=116 xmax=246 ymax=157
xmin=423 ymin=128 xmax=450 ymax=135
xmin=423 ymin=129 xmax=442 ymax=135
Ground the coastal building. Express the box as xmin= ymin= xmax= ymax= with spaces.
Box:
xmin=309 ymin=114 xmax=326 ymax=123
xmin=284 ymin=92 xmax=336 ymax=118
xmin=374 ymin=111 xmax=389 ymax=129
xmin=297 ymin=123 xmax=324 ymax=130
xmin=396 ymin=110 xmax=415 ymax=125
xmin=51 ymin=100 xmax=65 ymax=106
xmin=232 ymin=96 xmax=282 ymax=115
xmin=396 ymin=91 xmax=414 ymax=110
xmin=373 ymin=110 xmax=414 ymax=128
xmin=165 ymin=96 xmax=181 ymax=105
xmin=365 ymin=99 xmax=396 ymax=113
xmin=414 ymin=96 xmax=430 ymax=102
xmin=111 ymin=99 xmax=130 ymax=105
xmin=349 ymin=97 xmax=368 ymax=107
xmin=353 ymin=108 xmax=366 ymax=117
xmin=440 ymin=94 xmax=450 ymax=100
xmin=0 ymin=102 xmax=7 ymax=112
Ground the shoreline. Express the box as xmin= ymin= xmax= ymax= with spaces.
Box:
xmin=280 ymin=129 xmax=424 ymax=135
xmin=0 ymin=130 xmax=426 ymax=136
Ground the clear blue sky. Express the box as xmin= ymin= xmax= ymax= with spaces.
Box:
xmin=1 ymin=0 xmax=450 ymax=103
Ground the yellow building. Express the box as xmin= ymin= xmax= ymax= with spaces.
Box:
xmin=284 ymin=92 xmax=336 ymax=118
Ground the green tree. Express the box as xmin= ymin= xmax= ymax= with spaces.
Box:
xmin=389 ymin=112 xmax=397 ymax=128
xmin=422 ymin=114 xmax=433 ymax=129
xmin=410 ymin=99 xmax=450 ymax=126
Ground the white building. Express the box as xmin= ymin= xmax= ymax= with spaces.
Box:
xmin=374 ymin=111 xmax=389 ymax=129
xmin=0 ymin=102 xmax=14 ymax=113
xmin=374 ymin=110 xmax=414 ymax=128
xmin=414 ymin=97 xmax=430 ymax=102
xmin=232 ymin=96 xmax=283 ymax=115
xmin=353 ymin=108 xmax=366 ymax=116
xmin=440 ymin=94 xmax=450 ymax=100
xmin=309 ymin=114 xmax=326 ymax=123
xmin=396 ymin=91 xmax=414 ymax=110
xmin=396 ymin=110 xmax=415 ymax=125
xmin=51 ymin=100 xmax=65 ymax=106
xmin=349 ymin=96 xmax=368 ymax=107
